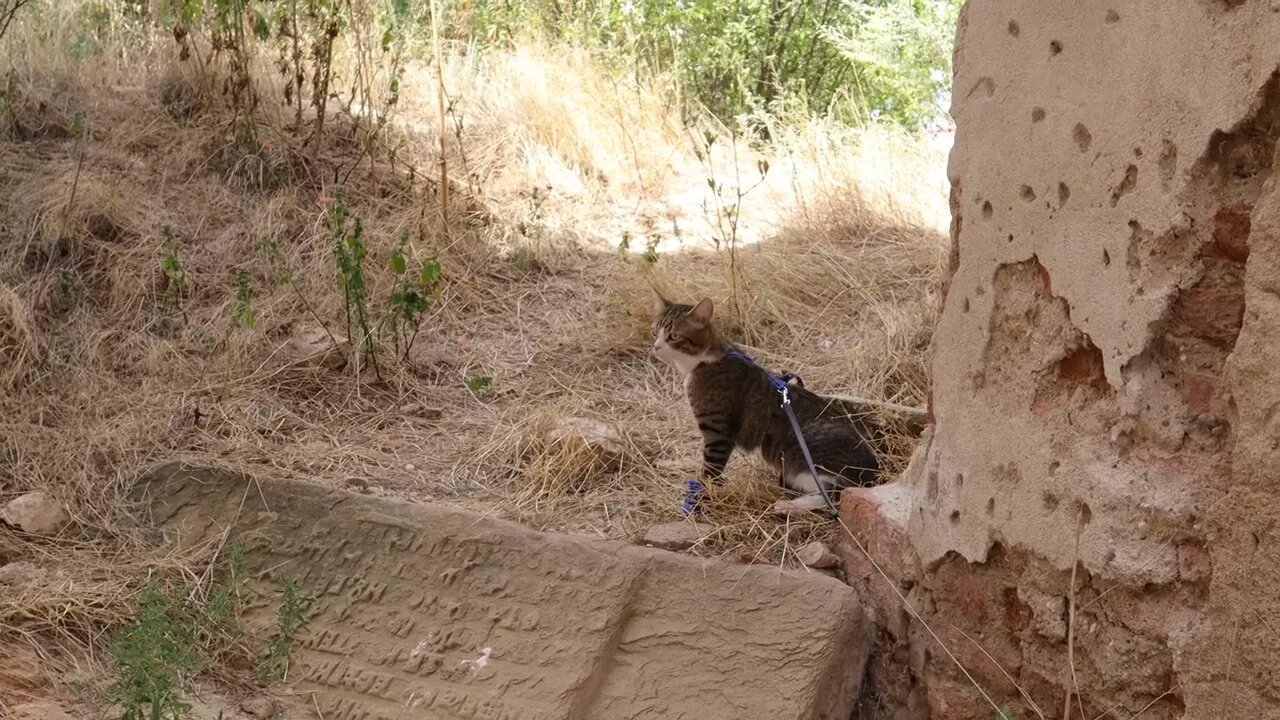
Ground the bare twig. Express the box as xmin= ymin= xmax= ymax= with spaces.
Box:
xmin=429 ymin=0 xmax=449 ymax=242
xmin=0 ymin=0 xmax=30 ymax=42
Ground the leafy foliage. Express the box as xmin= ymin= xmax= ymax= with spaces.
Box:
xmin=108 ymin=582 xmax=202 ymax=720
xmin=434 ymin=0 xmax=959 ymax=129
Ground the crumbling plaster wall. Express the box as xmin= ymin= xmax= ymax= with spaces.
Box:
xmin=847 ymin=2 xmax=1280 ymax=717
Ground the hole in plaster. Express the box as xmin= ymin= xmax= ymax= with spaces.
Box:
xmin=1043 ymin=492 xmax=1061 ymax=512
xmin=962 ymin=297 xmax=970 ymax=313
xmin=1077 ymin=502 xmax=1093 ymax=525
xmin=1007 ymin=20 xmax=1020 ymax=36
xmin=1103 ymin=249 xmax=1111 ymax=266
xmin=1073 ymin=123 xmax=1092 ymax=152
xmin=970 ymin=77 xmax=996 ymax=98
xmin=1133 ymin=146 xmax=1144 ymax=158
xmin=1019 ymin=185 xmax=1037 ymax=202
xmin=1058 ymin=182 xmax=1071 ymax=204
xmin=1159 ymin=139 xmax=1178 ymax=182
xmin=1032 ymin=107 xmax=1046 ymax=123
xmin=982 ymin=201 xmax=994 ymax=219
xmin=1007 ymin=234 xmax=1014 ymax=243
xmin=927 ymin=470 xmax=939 ymax=501
xmin=1049 ymin=40 xmax=1063 ymax=55
xmin=1105 ymin=9 xmax=1120 ymax=24
xmin=955 ymin=473 xmax=965 ymax=489
xmin=986 ymin=498 xmax=996 ymax=515
xmin=1110 ymin=164 xmax=1139 ymax=207
xmin=949 ymin=510 xmax=961 ymax=525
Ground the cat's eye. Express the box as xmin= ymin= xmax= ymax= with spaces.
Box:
xmin=667 ymin=333 xmax=682 ymax=343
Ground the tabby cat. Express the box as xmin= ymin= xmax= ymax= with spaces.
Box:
xmin=650 ymin=291 xmax=880 ymax=513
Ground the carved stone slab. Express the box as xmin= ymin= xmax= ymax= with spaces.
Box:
xmin=136 ymin=464 xmax=872 ymax=720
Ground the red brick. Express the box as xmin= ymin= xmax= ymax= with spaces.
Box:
xmin=925 ymin=677 xmax=990 ymax=720
xmin=1002 ymin=587 xmax=1032 ymax=632
xmin=1035 ymin=262 xmax=1053 ymax=296
xmin=1183 ymin=372 xmax=1217 ymax=416
xmin=1210 ymin=204 xmax=1251 ymax=263
xmin=838 ymin=485 xmax=918 ymax=638
xmin=1057 ymin=342 xmax=1106 ymax=388
xmin=838 ymin=485 xmax=917 ymax=580
xmin=934 ymin=623 xmax=1024 ymax=699
xmin=1172 ymin=286 xmax=1244 ymax=348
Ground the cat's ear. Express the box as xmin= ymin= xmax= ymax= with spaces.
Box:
xmin=687 ymin=298 xmax=714 ymax=327
xmin=651 ymin=288 xmax=672 ymax=313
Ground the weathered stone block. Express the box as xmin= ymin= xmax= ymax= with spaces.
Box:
xmin=135 ymin=463 xmax=873 ymax=720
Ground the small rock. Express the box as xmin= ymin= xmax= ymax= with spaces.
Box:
xmin=0 ymin=561 xmax=39 ymax=586
xmin=642 ymin=521 xmax=716 ymax=552
xmin=286 ymin=327 xmax=349 ymax=372
xmin=1019 ymin=586 xmax=1067 ymax=642
xmin=542 ymin=417 xmax=626 ymax=467
xmin=1 ymin=491 xmax=69 ymax=535
xmin=240 ymin=696 xmax=275 ymax=719
xmin=796 ymin=541 xmax=840 ymax=569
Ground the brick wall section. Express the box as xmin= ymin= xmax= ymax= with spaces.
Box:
xmin=842 ymin=2 xmax=1280 ymax=718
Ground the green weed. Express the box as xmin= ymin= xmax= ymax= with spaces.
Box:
xmin=108 ymin=581 xmax=201 ymax=720
xmin=233 ymin=268 xmax=255 ymax=329
xmin=160 ymin=227 xmax=190 ymax=324
xmin=330 ymin=193 xmax=380 ymax=378
xmin=384 ymin=239 xmax=442 ymax=361
xmin=257 ymin=578 xmax=314 ymax=683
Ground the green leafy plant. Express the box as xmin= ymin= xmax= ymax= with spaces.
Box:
xmin=108 ymin=582 xmax=201 ymax=720
xmin=330 ymin=193 xmax=380 ymax=378
xmin=160 ymin=227 xmax=191 ymax=324
xmin=449 ymin=0 xmax=958 ymax=129
xmin=996 ymin=706 xmax=1016 ymax=720
xmin=257 ymin=578 xmax=314 ymax=683
xmin=233 ymin=268 xmax=255 ymax=328
xmin=384 ymin=240 xmax=442 ymax=361
xmin=465 ymin=376 xmax=491 ymax=392
xmin=107 ymin=548 xmax=253 ymax=720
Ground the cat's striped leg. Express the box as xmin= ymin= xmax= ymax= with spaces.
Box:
xmin=698 ymin=423 xmax=735 ymax=484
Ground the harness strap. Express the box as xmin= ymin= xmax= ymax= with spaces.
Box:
xmin=724 ymin=347 xmax=839 ymax=518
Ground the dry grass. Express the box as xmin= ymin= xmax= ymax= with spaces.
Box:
xmin=0 ymin=0 xmax=950 ymax=675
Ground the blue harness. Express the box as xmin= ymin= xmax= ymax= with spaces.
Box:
xmin=681 ymin=347 xmax=839 ymax=518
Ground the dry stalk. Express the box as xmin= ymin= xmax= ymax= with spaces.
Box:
xmin=1063 ymin=505 xmax=1087 ymax=720
xmin=429 ymin=0 xmax=449 ymax=242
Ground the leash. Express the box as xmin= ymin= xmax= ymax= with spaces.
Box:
xmin=681 ymin=347 xmax=840 ymax=519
